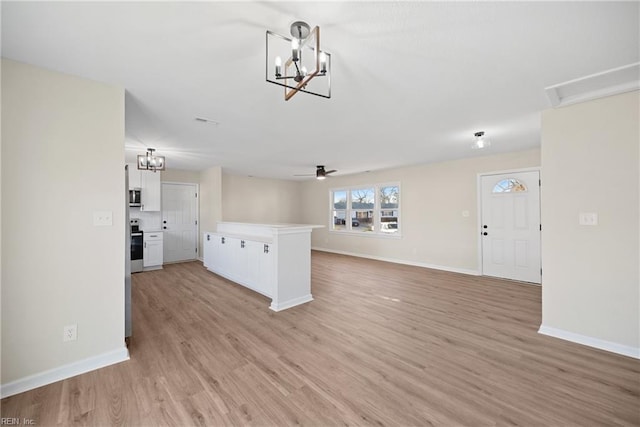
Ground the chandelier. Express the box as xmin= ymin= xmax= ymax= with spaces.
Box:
xmin=137 ymin=148 xmax=165 ymax=172
xmin=266 ymin=21 xmax=331 ymax=101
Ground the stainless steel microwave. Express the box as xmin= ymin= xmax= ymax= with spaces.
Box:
xmin=129 ymin=188 xmax=141 ymax=207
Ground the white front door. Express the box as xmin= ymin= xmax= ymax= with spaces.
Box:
xmin=480 ymin=170 xmax=541 ymax=284
xmin=162 ymin=183 xmax=198 ymax=263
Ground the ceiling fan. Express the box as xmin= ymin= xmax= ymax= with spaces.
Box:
xmin=294 ymin=165 xmax=337 ymax=180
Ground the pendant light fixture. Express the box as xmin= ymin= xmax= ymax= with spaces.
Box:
xmin=137 ymin=148 xmax=165 ymax=172
xmin=266 ymin=21 xmax=331 ymax=100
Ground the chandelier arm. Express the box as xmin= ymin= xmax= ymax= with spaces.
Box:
xmin=275 ymin=74 xmax=326 ymax=80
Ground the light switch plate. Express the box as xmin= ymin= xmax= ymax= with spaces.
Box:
xmin=93 ymin=211 xmax=113 ymax=226
xmin=63 ymin=324 xmax=77 ymax=342
xmin=579 ymin=212 xmax=598 ymax=226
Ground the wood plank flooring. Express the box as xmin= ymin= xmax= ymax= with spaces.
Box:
xmin=2 ymin=251 xmax=639 ymax=426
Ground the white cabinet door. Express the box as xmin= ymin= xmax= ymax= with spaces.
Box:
xmin=218 ymin=235 xmax=236 ymax=279
xmin=127 ymin=163 xmax=141 ymax=189
xmin=245 ymin=240 xmax=261 ymax=290
xmin=212 ymin=235 xmax=224 ymax=273
xmin=251 ymin=241 xmax=273 ymax=297
xmin=203 ymin=233 xmax=214 ymax=269
xmin=141 ymin=170 xmax=161 ymax=211
xmin=226 ymin=237 xmax=244 ymax=283
xmin=236 ymin=238 xmax=252 ymax=285
xmin=144 ymin=239 xmax=163 ymax=267
xmin=144 ymin=232 xmax=163 ymax=267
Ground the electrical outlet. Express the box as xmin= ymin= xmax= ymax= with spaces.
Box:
xmin=63 ymin=324 xmax=77 ymax=342
xmin=579 ymin=212 xmax=598 ymax=226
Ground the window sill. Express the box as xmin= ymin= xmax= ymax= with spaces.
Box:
xmin=328 ymin=229 xmax=402 ymax=239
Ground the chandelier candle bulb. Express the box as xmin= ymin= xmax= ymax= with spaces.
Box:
xmin=319 ymin=52 xmax=327 ymax=73
xmin=291 ymin=38 xmax=299 ymax=62
xmin=275 ymin=56 xmax=282 ymax=77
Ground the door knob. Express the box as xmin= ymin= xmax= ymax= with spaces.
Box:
xmin=163 ymin=220 xmax=167 ymax=224
xmin=483 ymin=232 xmax=488 ymax=236
xmin=483 ymin=225 xmax=488 ymax=229
xmin=163 ymin=226 xmax=167 ymax=229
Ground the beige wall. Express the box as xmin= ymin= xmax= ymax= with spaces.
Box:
xmin=540 ymin=91 xmax=639 ymax=352
xmin=221 ymin=173 xmax=303 ymax=224
xmin=1 ymin=60 xmax=126 ymax=384
xmin=161 ymin=168 xmax=200 ymax=184
xmin=301 ymin=149 xmax=541 ymax=273
xmin=199 ymin=166 xmax=223 ymax=256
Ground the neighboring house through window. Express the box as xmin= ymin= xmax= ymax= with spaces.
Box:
xmin=330 ymin=183 xmax=400 ymax=236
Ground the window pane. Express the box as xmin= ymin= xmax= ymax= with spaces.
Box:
xmin=379 ymin=220 xmax=398 ymax=233
xmin=492 ymin=178 xmax=527 ymax=193
xmin=351 ymin=188 xmax=374 ymax=209
xmin=333 ymin=190 xmax=347 ymax=209
xmin=332 ymin=210 xmax=346 ymax=230
xmin=380 ymin=185 xmax=399 ymax=233
xmin=352 ymin=210 xmax=374 ymax=232
xmin=380 ymin=186 xmax=399 ymax=209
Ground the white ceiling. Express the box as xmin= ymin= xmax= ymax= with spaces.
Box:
xmin=2 ymin=1 xmax=638 ymax=180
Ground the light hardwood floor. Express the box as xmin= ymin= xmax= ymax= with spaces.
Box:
xmin=2 ymin=251 xmax=639 ymax=426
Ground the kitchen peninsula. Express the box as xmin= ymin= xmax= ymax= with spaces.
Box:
xmin=203 ymin=222 xmax=323 ymax=311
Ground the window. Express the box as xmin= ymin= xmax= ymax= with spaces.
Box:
xmin=332 ymin=190 xmax=347 ymax=231
xmin=351 ymin=187 xmax=374 ymax=232
xmin=493 ymin=178 xmax=527 ymax=193
xmin=330 ymin=183 xmax=400 ymax=236
xmin=379 ymin=185 xmax=399 ymax=234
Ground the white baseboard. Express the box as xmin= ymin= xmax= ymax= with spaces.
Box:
xmin=311 ymin=247 xmax=480 ymax=276
xmin=270 ymin=294 xmax=314 ymax=312
xmin=0 ymin=347 xmax=130 ymax=398
xmin=538 ymin=325 xmax=640 ymax=359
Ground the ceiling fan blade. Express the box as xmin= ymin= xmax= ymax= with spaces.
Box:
xmin=325 ymin=169 xmax=337 ymax=174
xmin=294 ymin=174 xmax=315 ymax=177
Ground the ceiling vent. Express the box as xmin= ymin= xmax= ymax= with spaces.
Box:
xmin=545 ymin=62 xmax=639 ymax=108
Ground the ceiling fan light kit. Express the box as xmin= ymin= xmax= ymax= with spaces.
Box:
xmin=315 ymin=165 xmax=336 ymax=180
xmin=294 ymin=165 xmax=337 ymax=180
xmin=266 ymin=20 xmax=331 ymax=101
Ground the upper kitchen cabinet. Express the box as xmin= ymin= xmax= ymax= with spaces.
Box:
xmin=128 ymin=165 xmax=141 ymax=189
xmin=141 ymin=170 xmax=161 ymax=211
xmin=127 ymin=163 xmax=161 ymax=211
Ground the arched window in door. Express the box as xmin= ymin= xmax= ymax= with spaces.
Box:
xmin=492 ymin=178 xmax=527 ymax=193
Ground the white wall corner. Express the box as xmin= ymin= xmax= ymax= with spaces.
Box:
xmin=0 ymin=347 xmax=130 ymax=399
xmin=538 ymin=325 xmax=640 ymax=360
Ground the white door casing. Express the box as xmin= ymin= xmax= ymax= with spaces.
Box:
xmin=162 ymin=183 xmax=198 ymax=263
xmin=480 ymin=170 xmax=541 ymax=284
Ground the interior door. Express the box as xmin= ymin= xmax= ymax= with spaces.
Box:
xmin=481 ymin=171 xmax=541 ymax=284
xmin=162 ymin=183 xmax=198 ymax=263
